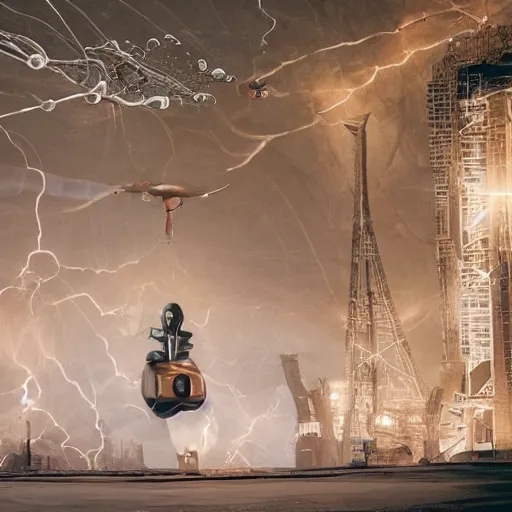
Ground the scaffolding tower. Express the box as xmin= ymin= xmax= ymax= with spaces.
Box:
xmin=342 ymin=115 xmax=428 ymax=465
xmin=427 ymin=25 xmax=512 ymax=456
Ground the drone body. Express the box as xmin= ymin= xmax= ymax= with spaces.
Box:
xmin=248 ymin=79 xmax=269 ymax=100
xmin=141 ymin=358 xmax=206 ymax=420
xmin=66 ymin=180 xmax=229 ymax=239
xmin=141 ymin=303 xmax=207 ymax=419
xmin=116 ymin=181 xmax=229 ymax=238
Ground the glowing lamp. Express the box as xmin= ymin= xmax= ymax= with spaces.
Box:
xmin=375 ymin=414 xmax=394 ymax=427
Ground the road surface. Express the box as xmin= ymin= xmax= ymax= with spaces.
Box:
xmin=1 ymin=463 xmax=512 ymax=511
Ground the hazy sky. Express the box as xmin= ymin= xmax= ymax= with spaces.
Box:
xmin=0 ymin=0 xmax=510 ymax=469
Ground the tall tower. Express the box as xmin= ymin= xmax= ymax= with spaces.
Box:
xmin=342 ymin=114 xmax=427 ymax=464
xmin=427 ymin=26 xmax=512 ymax=457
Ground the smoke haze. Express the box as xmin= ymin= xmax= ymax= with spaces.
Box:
xmin=0 ymin=0 xmax=511 ymax=468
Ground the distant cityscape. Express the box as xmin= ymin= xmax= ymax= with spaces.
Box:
xmin=0 ymin=419 xmax=144 ymax=472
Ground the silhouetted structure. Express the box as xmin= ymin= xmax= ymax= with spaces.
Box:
xmin=25 ymin=421 xmax=31 ymax=469
xmin=0 ymin=417 xmax=146 ymax=472
xmin=280 ymin=354 xmax=343 ymax=468
xmin=95 ymin=422 xmax=145 ymax=470
xmin=177 ymin=450 xmax=199 ymax=471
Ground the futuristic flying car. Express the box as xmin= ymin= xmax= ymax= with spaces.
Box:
xmin=141 ymin=303 xmax=206 ymax=419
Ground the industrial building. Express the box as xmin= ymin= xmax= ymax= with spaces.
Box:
xmin=427 ymin=25 xmax=512 ymax=457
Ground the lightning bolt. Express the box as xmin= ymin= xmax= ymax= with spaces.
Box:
xmin=3 ymin=342 xmax=91 ymax=468
xmin=0 ymin=454 xmax=10 ymax=469
xmin=199 ymin=323 xmax=288 ymax=467
xmin=192 ymin=4 xmax=489 ymax=466
xmin=200 ymin=408 xmax=214 ymax=452
xmin=0 ymin=3 xmax=177 ymax=470
xmin=0 ymin=0 xmax=496 ymax=471
xmin=0 ymin=123 xmax=141 ymax=386
xmin=253 ymin=2 xmax=486 ymax=82
xmin=225 ymin=387 xmax=284 ymax=467
xmin=46 ymin=356 xmax=106 ymax=468
xmin=172 ymin=304 xmax=289 ymax=467
xmin=0 ymin=119 xmax=99 ymax=469
xmin=223 ymin=5 xmax=487 ymax=175
xmin=257 ymin=0 xmax=277 ymax=47
xmin=317 ymin=33 xmax=474 ymax=115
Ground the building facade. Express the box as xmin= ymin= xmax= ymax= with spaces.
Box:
xmin=427 ymin=25 xmax=512 ymax=455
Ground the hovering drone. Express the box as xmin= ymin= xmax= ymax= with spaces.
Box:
xmin=248 ymin=79 xmax=269 ymax=100
xmin=66 ymin=181 xmax=229 ymax=239
xmin=141 ymin=303 xmax=206 ymax=419
xmin=113 ymin=181 xmax=229 ymax=238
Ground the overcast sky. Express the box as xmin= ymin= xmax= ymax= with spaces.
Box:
xmin=0 ymin=0 xmax=510 ymax=469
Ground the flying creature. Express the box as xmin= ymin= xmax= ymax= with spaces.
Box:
xmin=115 ymin=181 xmax=229 ymax=238
xmin=0 ymin=164 xmax=228 ymax=239
xmin=66 ymin=181 xmax=230 ymax=239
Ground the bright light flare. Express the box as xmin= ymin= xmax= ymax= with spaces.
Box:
xmin=376 ymin=414 xmax=394 ymax=427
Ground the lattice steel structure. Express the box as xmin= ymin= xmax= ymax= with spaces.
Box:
xmin=342 ymin=115 xmax=428 ymax=465
xmin=427 ymin=25 xmax=512 ymax=456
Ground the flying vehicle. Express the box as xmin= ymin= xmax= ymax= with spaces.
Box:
xmin=248 ymin=79 xmax=269 ymax=100
xmin=141 ymin=302 xmax=206 ymax=420
xmin=67 ymin=181 xmax=229 ymax=238
xmin=113 ymin=181 xmax=229 ymax=238
xmin=0 ymin=164 xmax=228 ymax=239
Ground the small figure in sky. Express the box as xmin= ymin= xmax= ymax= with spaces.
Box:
xmin=248 ymin=79 xmax=269 ymax=100
xmin=66 ymin=181 xmax=229 ymax=240
xmin=113 ymin=182 xmax=229 ymax=239
xmin=0 ymin=164 xmax=228 ymax=240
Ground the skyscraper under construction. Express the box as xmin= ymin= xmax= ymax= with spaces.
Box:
xmin=427 ymin=25 xmax=512 ymax=457
xmin=341 ymin=115 xmax=427 ymax=465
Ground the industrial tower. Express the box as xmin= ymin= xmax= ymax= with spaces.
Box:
xmin=281 ymin=354 xmax=344 ymax=468
xmin=427 ymin=25 xmax=512 ymax=458
xmin=342 ymin=115 xmax=427 ymax=464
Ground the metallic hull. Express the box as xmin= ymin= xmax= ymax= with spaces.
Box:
xmin=141 ymin=358 xmax=206 ymax=419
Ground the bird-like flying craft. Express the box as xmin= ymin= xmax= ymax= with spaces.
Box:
xmin=0 ymin=164 xmax=228 ymax=238
xmin=66 ymin=181 xmax=230 ymax=238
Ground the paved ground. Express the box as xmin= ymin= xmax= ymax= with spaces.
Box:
xmin=1 ymin=464 xmax=512 ymax=511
